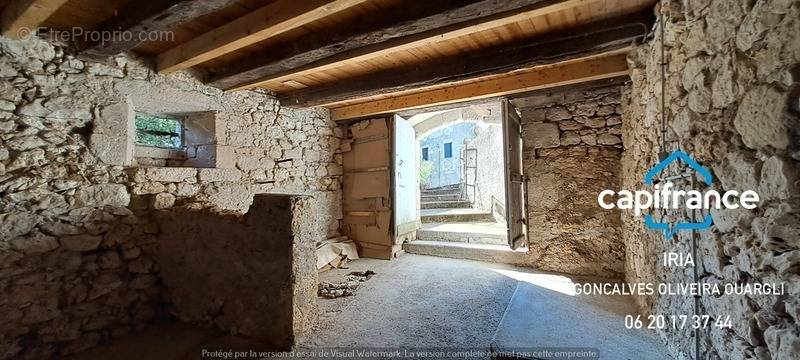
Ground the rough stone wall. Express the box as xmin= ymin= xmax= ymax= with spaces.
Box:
xmin=0 ymin=36 xmax=341 ymax=359
xmin=623 ymin=1 xmax=800 ymax=358
xmin=516 ymin=85 xmax=625 ymax=278
xmin=464 ymin=124 xmax=505 ymax=217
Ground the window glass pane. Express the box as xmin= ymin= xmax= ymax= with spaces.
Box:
xmin=444 ymin=142 xmax=452 ymax=158
xmin=134 ymin=113 xmax=183 ymax=149
xmin=422 ymin=148 xmax=429 ymax=161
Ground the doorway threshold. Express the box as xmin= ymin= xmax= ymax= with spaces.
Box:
xmin=418 ymin=221 xmax=507 ymax=245
xmin=403 ymin=240 xmax=527 ymax=266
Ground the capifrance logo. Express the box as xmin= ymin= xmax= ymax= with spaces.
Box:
xmin=597 ymin=150 xmax=760 ymax=238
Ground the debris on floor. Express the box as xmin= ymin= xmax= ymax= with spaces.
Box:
xmin=318 ymin=270 xmax=376 ymax=299
xmin=346 ymin=270 xmax=376 ymax=281
xmin=316 ymin=236 xmax=359 ymax=270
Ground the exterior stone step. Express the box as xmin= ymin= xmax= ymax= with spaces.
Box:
xmin=417 ymin=222 xmax=507 ymax=245
xmin=421 ymin=194 xmax=462 ymax=202
xmin=421 ymin=200 xmax=471 ymax=209
xmin=402 ymin=240 xmax=527 ymax=266
xmin=420 ymin=186 xmax=461 ymax=196
xmin=421 ymin=208 xmax=496 ymax=223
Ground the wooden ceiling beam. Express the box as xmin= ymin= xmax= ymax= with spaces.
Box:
xmin=0 ymin=0 xmax=69 ymax=38
xmin=156 ymin=0 xmax=370 ymax=74
xmin=328 ymin=51 xmax=630 ymax=121
xmin=81 ymin=0 xmax=241 ymax=57
xmin=209 ymin=0 xmax=599 ymax=91
xmin=207 ymin=0 xmax=475 ymax=89
xmin=279 ymin=12 xmax=651 ymax=107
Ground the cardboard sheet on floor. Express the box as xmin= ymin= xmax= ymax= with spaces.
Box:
xmin=316 ymin=238 xmax=359 ymax=269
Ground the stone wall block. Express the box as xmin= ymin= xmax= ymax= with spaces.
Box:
xmin=558 ymin=120 xmax=583 ymax=130
xmin=545 ymin=106 xmax=573 ymax=120
xmin=152 ymin=193 xmax=176 ymax=209
xmin=60 ymin=235 xmax=102 ymax=252
xmin=10 ymin=231 xmax=59 ymax=254
xmin=132 ymin=182 xmax=166 ymax=195
xmin=764 ymin=325 xmax=800 ymax=360
xmin=759 ymin=156 xmax=799 ymax=201
xmin=527 ymin=122 xmax=560 ymax=149
xmin=197 ymin=168 xmax=243 ymax=182
xmin=144 ymin=167 xmax=197 ymax=183
xmin=734 ymin=86 xmax=790 ymax=151
xmin=597 ymin=134 xmax=621 ymax=145
xmin=560 ymin=131 xmax=581 ymax=146
xmin=581 ymin=133 xmax=597 ymax=145
xmin=0 ymin=212 xmax=42 ymax=241
xmin=74 ymin=184 xmax=130 ymax=208
xmin=585 ymin=117 xmax=607 ymax=128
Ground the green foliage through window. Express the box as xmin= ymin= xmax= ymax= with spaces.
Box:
xmin=134 ymin=113 xmax=183 ymax=149
xmin=419 ymin=160 xmax=434 ymax=184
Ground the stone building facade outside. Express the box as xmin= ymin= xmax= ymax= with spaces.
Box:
xmin=418 ymin=122 xmax=476 ymax=189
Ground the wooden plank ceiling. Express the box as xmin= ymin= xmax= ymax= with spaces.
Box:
xmin=5 ymin=0 xmax=656 ymax=120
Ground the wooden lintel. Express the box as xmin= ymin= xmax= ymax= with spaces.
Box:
xmin=0 ymin=0 xmax=68 ymax=38
xmin=329 ymin=52 xmax=630 ymax=121
xmin=81 ymin=0 xmax=241 ymax=57
xmin=156 ymin=0 xmax=369 ymax=74
xmin=211 ymin=0 xmax=597 ymax=91
xmin=278 ymin=12 xmax=651 ymax=108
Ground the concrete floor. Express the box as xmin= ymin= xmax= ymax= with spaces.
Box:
xmin=69 ymin=254 xmax=669 ymax=359
xmin=490 ymin=273 xmax=668 ymax=359
xmin=306 ymin=255 xmax=518 ymax=349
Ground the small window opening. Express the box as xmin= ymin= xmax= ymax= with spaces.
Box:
xmin=135 ymin=113 xmax=184 ymax=149
xmin=443 ymin=142 xmax=453 ymax=158
xmin=422 ymin=147 xmax=429 ymax=161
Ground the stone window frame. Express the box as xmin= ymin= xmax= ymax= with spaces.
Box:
xmin=91 ymin=97 xmax=224 ymax=168
xmin=133 ymin=111 xmax=217 ymax=167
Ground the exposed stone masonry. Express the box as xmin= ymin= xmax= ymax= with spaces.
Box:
xmin=623 ymin=1 xmax=800 ymax=358
xmin=516 ymin=85 xmax=625 ymax=278
xmin=0 ymin=36 xmax=341 ymax=359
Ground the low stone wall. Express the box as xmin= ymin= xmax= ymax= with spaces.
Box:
xmin=623 ymin=1 xmax=800 ymax=358
xmin=157 ymin=194 xmax=317 ymax=347
xmin=0 ymin=36 xmax=341 ymax=359
xmin=514 ymin=85 xmax=625 ymax=278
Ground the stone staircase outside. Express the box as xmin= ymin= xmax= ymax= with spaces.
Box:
xmin=406 ymin=185 xmax=521 ymax=264
xmin=419 ymin=184 xmax=470 ymax=209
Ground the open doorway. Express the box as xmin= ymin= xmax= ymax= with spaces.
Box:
xmin=392 ymin=100 xmax=528 ymax=258
xmin=414 ymin=103 xmax=509 ymax=247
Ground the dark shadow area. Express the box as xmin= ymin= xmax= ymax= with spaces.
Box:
xmin=156 ymin=194 xmax=295 ymax=348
